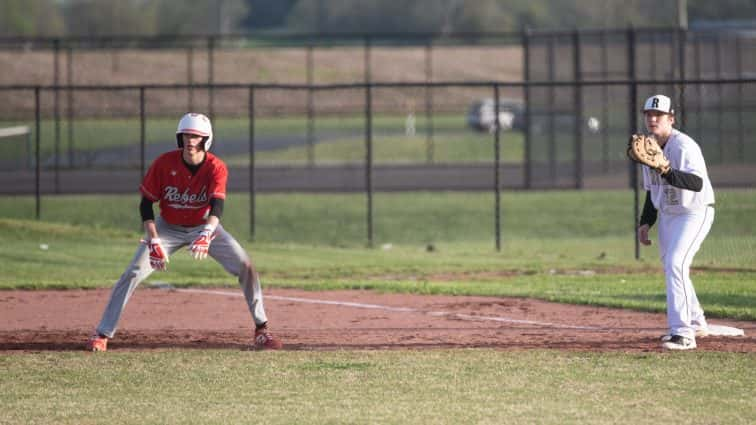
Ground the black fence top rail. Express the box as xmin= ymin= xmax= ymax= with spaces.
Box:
xmin=5 ymin=25 xmax=752 ymax=49
xmin=2 ymin=77 xmax=756 ymax=92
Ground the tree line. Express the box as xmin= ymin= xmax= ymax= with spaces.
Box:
xmin=2 ymin=0 xmax=755 ymax=37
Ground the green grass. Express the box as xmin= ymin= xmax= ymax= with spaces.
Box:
xmin=3 ymin=114 xmax=468 ymax=158
xmin=10 ymin=113 xmax=630 ymax=166
xmin=1 ymin=191 xmax=755 ymax=424
xmin=1 ymin=350 xmax=754 ymax=425
xmin=229 ymin=131 xmax=524 ymax=165
xmin=3 ymin=189 xmax=753 ymax=246
xmin=1 ymin=189 xmax=754 ymax=319
xmin=9 ymin=114 xmax=712 ymax=168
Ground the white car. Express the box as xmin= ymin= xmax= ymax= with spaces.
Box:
xmin=467 ymin=98 xmax=601 ymax=134
xmin=467 ymin=98 xmax=525 ymax=132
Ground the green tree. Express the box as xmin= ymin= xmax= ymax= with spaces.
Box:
xmin=688 ymin=0 xmax=756 ymax=21
xmin=283 ymin=0 xmax=685 ymax=34
xmin=0 ymin=0 xmax=64 ymax=36
xmin=61 ymin=0 xmax=158 ymax=36
xmin=155 ymin=0 xmax=248 ymax=35
xmin=243 ymin=0 xmax=300 ymax=30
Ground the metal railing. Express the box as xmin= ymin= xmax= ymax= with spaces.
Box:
xmin=2 ymin=77 xmax=755 ymax=250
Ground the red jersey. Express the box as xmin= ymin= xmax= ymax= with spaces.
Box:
xmin=140 ymin=150 xmax=228 ymax=226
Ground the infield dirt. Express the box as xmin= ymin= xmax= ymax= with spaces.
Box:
xmin=1 ymin=288 xmax=753 ymax=352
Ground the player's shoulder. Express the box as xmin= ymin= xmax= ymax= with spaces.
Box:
xmin=669 ymin=130 xmax=706 ymax=161
xmin=666 ymin=130 xmax=697 ymax=152
xmin=204 ymin=152 xmax=228 ymax=170
xmin=670 ymin=129 xmax=697 ymax=146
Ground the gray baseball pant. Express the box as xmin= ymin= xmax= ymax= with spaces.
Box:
xmin=95 ymin=216 xmax=268 ymax=338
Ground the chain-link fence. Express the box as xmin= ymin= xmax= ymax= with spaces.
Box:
xmin=2 ymin=28 xmax=756 ymax=249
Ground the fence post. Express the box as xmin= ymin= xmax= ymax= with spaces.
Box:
xmin=364 ymin=34 xmax=374 ymax=247
xmin=307 ymin=44 xmax=315 ymax=166
xmin=207 ymin=36 xmax=215 ymax=118
xmin=139 ymin=87 xmax=146 ymax=178
xmin=650 ymin=31 xmax=657 ymax=94
xmin=676 ymin=27 xmax=687 ymax=129
xmin=66 ymin=45 xmax=74 ymax=168
xmin=547 ymin=35 xmax=556 ymax=185
xmin=716 ymin=32 xmax=724 ymax=162
xmin=600 ymin=29 xmax=610 ymax=173
xmin=694 ymin=33 xmax=703 ymax=141
xmin=249 ymin=86 xmax=256 ymax=241
xmin=493 ymin=84 xmax=502 ymax=252
xmin=364 ymin=35 xmax=371 ymax=86
xmin=736 ymin=34 xmax=745 ymax=161
xmin=627 ymin=27 xmax=640 ymax=261
xmin=572 ymin=29 xmax=583 ymax=189
xmin=53 ymin=39 xmax=61 ymax=193
xmin=187 ymin=44 xmax=194 ymax=111
xmin=35 ymin=87 xmax=41 ymax=220
xmin=53 ymin=38 xmax=60 ymax=87
xmin=425 ymin=41 xmax=434 ymax=164
xmin=522 ymin=27 xmax=532 ymax=189
xmin=365 ymin=81 xmax=374 ymax=248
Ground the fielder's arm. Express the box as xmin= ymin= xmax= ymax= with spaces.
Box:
xmin=662 ymin=169 xmax=703 ymax=192
xmin=638 ymin=191 xmax=657 ymax=246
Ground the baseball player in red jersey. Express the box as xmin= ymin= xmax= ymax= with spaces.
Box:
xmin=86 ymin=113 xmax=282 ymax=351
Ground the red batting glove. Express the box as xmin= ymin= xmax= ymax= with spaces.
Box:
xmin=141 ymin=237 xmax=169 ymax=271
xmin=190 ymin=227 xmax=216 ymax=260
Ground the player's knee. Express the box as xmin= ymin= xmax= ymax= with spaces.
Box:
xmin=663 ymin=257 xmax=686 ymax=278
xmin=240 ymin=261 xmax=255 ymax=277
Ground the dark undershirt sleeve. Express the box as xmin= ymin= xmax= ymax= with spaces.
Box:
xmin=639 ymin=191 xmax=657 ymax=228
xmin=140 ymin=196 xmax=155 ymax=222
xmin=662 ymin=169 xmax=703 ymax=192
xmin=209 ymin=198 xmax=224 ymax=219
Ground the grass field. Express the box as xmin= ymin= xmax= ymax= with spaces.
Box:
xmin=2 ymin=350 xmax=754 ymax=424
xmin=1 ymin=189 xmax=754 ymax=424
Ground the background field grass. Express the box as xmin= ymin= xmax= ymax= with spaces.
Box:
xmin=3 ymin=114 xmax=627 ymax=166
xmin=1 ymin=189 xmax=754 ymax=424
xmin=1 ymin=189 xmax=754 ymax=318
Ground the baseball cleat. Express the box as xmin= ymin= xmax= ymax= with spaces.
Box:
xmin=661 ymin=327 xmax=708 ymax=342
xmin=662 ymin=335 xmax=696 ymax=351
xmin=86 ymin=334 xmax=108 ymax=352
xmin=254 ymin=325 xmax=283 ymax=350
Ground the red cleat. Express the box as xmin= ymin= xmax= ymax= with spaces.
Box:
xmin=254 ymin=325 xmax=283 ymax=350
xmin=86 ymin=334 xmax=108 ymax=352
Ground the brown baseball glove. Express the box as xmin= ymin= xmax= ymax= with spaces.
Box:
xmin=627 ymin=134 xmax=671 ymax=174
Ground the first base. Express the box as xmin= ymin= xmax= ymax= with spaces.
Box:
xmin=707 ymin=324 xmax=745 ymax=337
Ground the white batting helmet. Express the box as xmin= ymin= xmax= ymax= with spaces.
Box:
xmin=176 ymin=113 xmax=213 ymax=151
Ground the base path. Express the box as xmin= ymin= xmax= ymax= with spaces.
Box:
xmin=1 ymin=288 xmax=753 ymax=352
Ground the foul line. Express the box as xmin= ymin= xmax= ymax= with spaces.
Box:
xmin=172 ymin=287 xmax=600 ymax=331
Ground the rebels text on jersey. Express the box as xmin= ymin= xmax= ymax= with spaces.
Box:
xmin=140 ymin=150 xmax=228 ymax=226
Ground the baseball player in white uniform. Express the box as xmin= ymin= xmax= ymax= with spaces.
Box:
xmin=637 ymin=94 xmax=715 ymax=350
xmin=86 ymin=113 xmax=282 ymax=352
